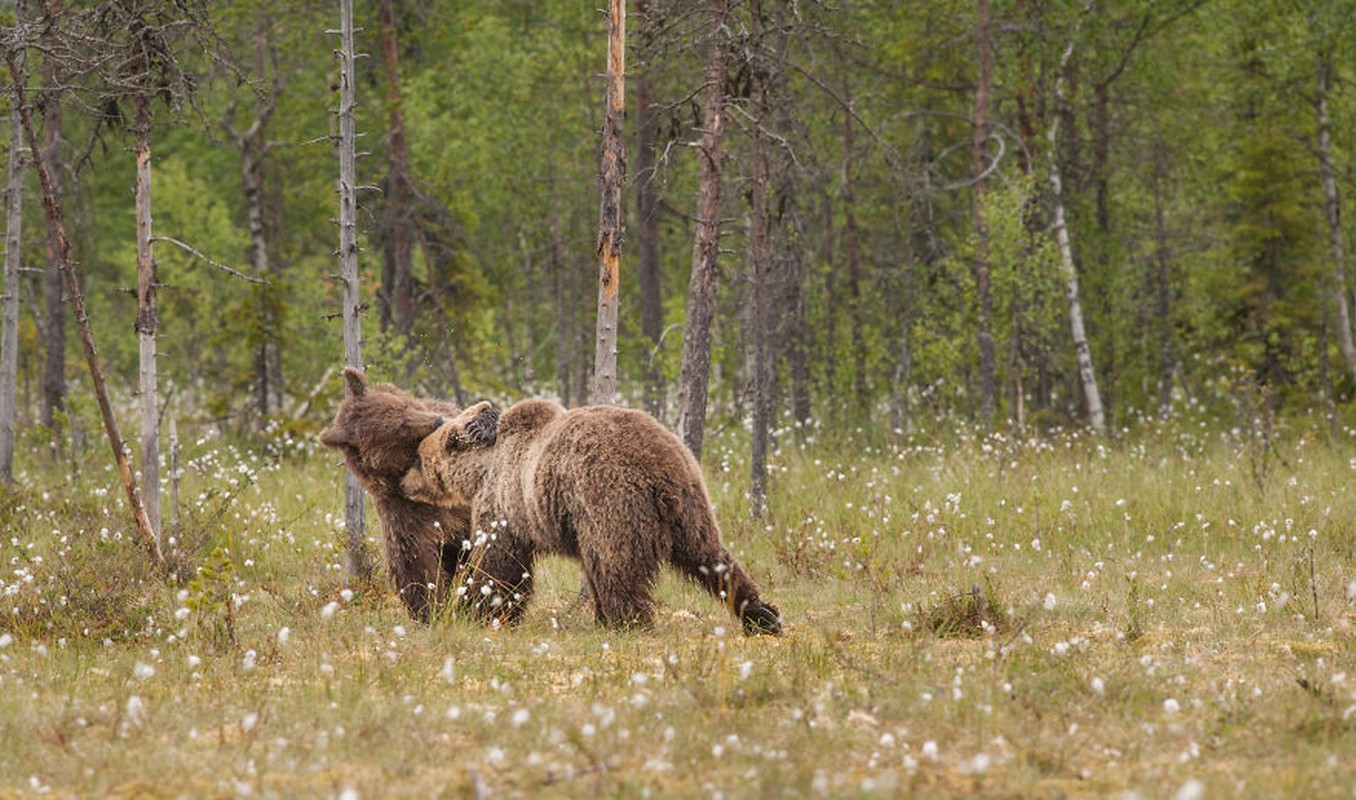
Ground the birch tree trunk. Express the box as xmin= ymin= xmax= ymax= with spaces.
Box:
xmin=1047 ymin=2 xmax=1106 ymax=435
xmin=674 ymin=0 xmax=729 ymax=461
xmin=133 ymin=93 xmax=161 ymax=541
xmin=336 ymin=0 xmax=370 ymax=583
xmin=8 ymin=53 xmax=163 ymax=566
xmin=971 ymin=0 xmax=996 ymax=427
xmin=748 ymin=0 xmax=772 ymax=519
xmin=592 ymin=0 xmax=625 ymax=406
xmin=0 ymin=67 xmax=24 ymax=483
xmin=1315 ymin=56 xmax=1356 ymax=383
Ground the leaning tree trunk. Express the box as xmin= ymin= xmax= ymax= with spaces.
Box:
xmin=592 ymin=0 xmax=625 ymax=406
xmin=674 ymin=0 xmax=729 ymax=461
xmin=133 ymin=93 xmax=161 ymax=541
xmin=40 ymin=0 xmax=66 ymax=451
xmin=635 ymin=0 xmax=665 ymax=419
xmin=376 ymin=0 xmax=415 ymax=340
xmin=747 ymin=0 xmax=773 ymax=520
xmin=0 ymin=63 xmax=24 ymax=483
xmin=1047 ymin=2 xmax=1106 ymax=435
xmin=8 ymin=53 xmax=163 ymax=565
xmin=971 ymin=0 xmax=997 ymax=427
xmin=1316 ymin=56 xmax=1356 ymax=384
xmin=336 ymin=0 xmax=370 ymax=583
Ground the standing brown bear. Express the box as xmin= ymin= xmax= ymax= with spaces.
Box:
xmin=318 ymin=367 xmax=471 ymax=621
xmin=400 ymin=399 xmax=782 ymax=635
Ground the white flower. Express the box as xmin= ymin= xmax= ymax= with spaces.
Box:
xmin=922 ymin=740 xmax=939 ymax=761
xmin=242 ymin=649 xmax=257 ymax=671
xmin=320 ymin=601 xmax=340 ymax=619
xmin=125 ymin=695 xmax=145 ymax=727
xmin=133 ymin=661 xmax=155 ymax=680
xmin=277 ymin=627 xmax=290 ymax=646
xmin=1042 ymin=592 xmax=1057 ymax=611
xmin=511 ymin=708 xmax=530 ymax=727
xmin=0 ymin=632 xmax=12 ymax=649
xmin=440 ymin=658 xmax=456 ymax=684
xmin=1091 ymin=676 xmax=1106 ymax=696
xmin=1163 ymin=698 xmax=1181 ymax=715
xmin=1173 ymin=779 xmax=1205 ymax=800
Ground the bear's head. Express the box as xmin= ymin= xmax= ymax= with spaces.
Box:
xmin=318 ymin=367 xmax=451 ymax=498
xmin=400 ymin=401 xmax=501 ymax=507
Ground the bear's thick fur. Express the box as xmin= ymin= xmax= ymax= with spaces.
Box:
xmin=401 ymin=399 xmax=782 ymax=635
xmin=318 ymin=367 xmax=471 ymax=621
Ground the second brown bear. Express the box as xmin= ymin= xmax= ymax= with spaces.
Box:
xmin=401 ymin=399 xmax=782 ymax=635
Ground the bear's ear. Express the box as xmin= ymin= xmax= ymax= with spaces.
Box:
xmin=318 ymin=426 xmax=350 ymax=448
xmin=462 ymin=404 xmax=500 ymax=448
xmin=342 ymin=366 xmax=367 ymax=397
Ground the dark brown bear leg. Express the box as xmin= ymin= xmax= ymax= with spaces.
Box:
xmin=580 ymin=545 xmax=659 ymax=630
xmin=671 ymin=541 xmax=781 ymax=635
xmin=458 ymin=516 xmax=535 ymax=627
xmin=385 ymin=529 xmax=446 ymax=622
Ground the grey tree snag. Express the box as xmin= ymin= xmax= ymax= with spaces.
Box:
xmin=1047 ymin=1 xmax=1106 ymax=436
xmin=747 ymin=0 xmax=773 ymax=520
xmin=972 ymin=0 xmax=997 ymax=427
xmin=40 ymin=0 xmax=66 ymax=449
xmin=133 ymin=93 xmax=161 ymax=541
xmin=336 ymin=0 xmax=371 ymax=583
xmin=1316 ymin=56 xmax=1356 ymax=384
xmin=0 ymin=55 xmax=25 ymax=483
xmin=8 ymin=53 xmax=163 ymax=566
xmin=674 ymin=0 xmax=729 ymax=461
xmin=592 ymin=0 xmax=625 ymax=407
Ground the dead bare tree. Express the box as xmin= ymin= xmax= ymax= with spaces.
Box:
xmin=0 ymin=39 xmax=25 ymax=483
xmin=592 ymin=0 xmax=626 ymax=406
xmin=335 ymin=0 xmax=371 ymax=583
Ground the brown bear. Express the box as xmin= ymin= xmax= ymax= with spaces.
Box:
xmin=318 ymin=367 xmax=472 ymax=621
xmin=400 ymin=398 xmax=782 ymax=635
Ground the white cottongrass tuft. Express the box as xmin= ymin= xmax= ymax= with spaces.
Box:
xmin=921 ymin=740 xmax=939 ymax=761
xmin=277 ymin=627 xmax=290 ymax=646
xmin=242 ymin=712 xmax=259 ymax=732
xmin=242 ymin=649 xmax=258 ymax=671
xmin=1042 ymin=592 xmax=1057 ymax=611
xmin=1091 ymin=676 xmax=1106 ymax=696
xmin=440 ymin=657 xmax=456 ymax=684
xmin=1173 ymin=778 xmax=1205 ymax=800
xmin=511 ymin=708 xmax=530 ymax=728
xmin=320 ymin=601 xmax=340 ymax=620
xmin=0 ymin=632 xmax=13 ymax=649
xmin=125 ymin=695 xmax=146 ymax=727
xmin=133 ymin=661 xmax=156 ymax=680
xmin=1163 ymin=698 xmax=1181 ymax=715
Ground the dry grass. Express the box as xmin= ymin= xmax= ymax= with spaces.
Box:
xmin=2 ymin=413 xmax=1356 ymax=798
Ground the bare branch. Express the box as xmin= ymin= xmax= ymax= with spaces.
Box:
xmin=150 ymin=236 xmax=265 ymax=283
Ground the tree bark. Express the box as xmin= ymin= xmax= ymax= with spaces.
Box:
xmin=674 ymin=0 xmax=729 ymax=461
xmin=1152 ymin=147 xmax=1176 ymax=419
xmin=972 ymin=0 xmax=996 ymax=427
xmin=840 ymin=101 xmax=868 ymax=413
xmin=376 ymin=0 xmax=415 ymax=339
xmin=133 ymin=93 xmax=161 ymax=541
xmin=635 ymin=0 xmax=664 ymax=419
xmin=40 ymin=0 xmax=66 ymax=448
xmin=1048 ymin=2 xmax=1106 ymax=435
xmin=336 ymin=0 xmax=371 ymax=584
xmin=1316 ymin=55 xmax=1356 ymax=384
xmin=9 ymin=53 xmax=163 ymax=566
xmin=0 ymin=59 xmax=24 ymax=483
xmin=592 ymin=0 xmax=625 ymax=406
xmin=748 ymin=0 xmax=772 ymax=519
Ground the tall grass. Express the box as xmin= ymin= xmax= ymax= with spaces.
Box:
xmin=2 ymin=412 xmax=1354 ymax=797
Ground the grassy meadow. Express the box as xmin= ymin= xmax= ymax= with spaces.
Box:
xmin=2 ymin=409 xmax=1356 ymax=798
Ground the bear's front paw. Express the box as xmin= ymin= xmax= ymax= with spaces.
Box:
xmin=741 ymin=600 xmax=782 ymax=636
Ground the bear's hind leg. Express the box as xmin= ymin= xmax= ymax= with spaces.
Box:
xmin=672 ymin=543 xmax=781 ymax=636
xmin=581 ymin=548 xmax=659 ymax=631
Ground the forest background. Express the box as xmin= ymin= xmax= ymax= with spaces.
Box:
xmin=3 ymin=0 xmax=1355 ymax=479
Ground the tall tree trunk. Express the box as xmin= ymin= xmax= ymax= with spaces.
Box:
xmin=41 ymin=0 xmax=66 ymax=449
xmin=1015 ymin=0 xmax=1039 ymax=175
xmin=1152 ymin=147 xmax=1176 ymax=419
xmin=635 ymin=0 xmax=665 ymax=419
xmin=972 ymin=0 xmax=996 ymax=427
xmin=9 ymin=53 xmax=163 ymax=566
xmin=747 ymin=0 xmax=772 ymax=519
xmin=592 ymin=0 xmax=625 ymax=406
xmin=1048 ymin=2 xmax=1106 ymax=435
xmin=1316 ymin=55 xmax=1356 ymax=383
xmin=376 ymin=0 xmax=415 ymax=340
xmin=232 ymin=36 xmax=283 ymax=422
xmin=552 ymin=220 xmax=573 ymax=405
xmin=840 ymin=103 xmax=868 ymax=413
xmin=0 ymin=62 xmax=24 ymax=483
xmin=674 ymin=0 xmax=729 ymax=461
xmin=133 ymin=94 xmax=161 ymax=542
xmin=336 ymin=0 xmax=370 ymax=584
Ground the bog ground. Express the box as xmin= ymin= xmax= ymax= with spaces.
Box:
xmin=2 ymin=415 xmax=1355 ymax=798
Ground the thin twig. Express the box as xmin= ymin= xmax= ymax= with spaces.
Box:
xmin=151 ymin=236 xmax=265 ymax=283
